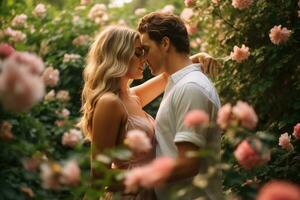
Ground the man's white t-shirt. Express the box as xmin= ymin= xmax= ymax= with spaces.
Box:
xmin=155 ymin=64 xmax=223 ymax=200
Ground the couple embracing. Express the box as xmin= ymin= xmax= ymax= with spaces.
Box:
xmin=80 ymin=11 xmax=223 ymax=200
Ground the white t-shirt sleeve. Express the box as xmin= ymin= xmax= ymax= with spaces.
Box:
xmin=172 ymin=82 xmax=211 ymax=148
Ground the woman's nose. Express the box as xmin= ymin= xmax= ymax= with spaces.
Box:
xmin=143 ymin=61 xmax=149 ymax=70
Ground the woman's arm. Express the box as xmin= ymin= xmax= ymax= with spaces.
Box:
xmin=131 ymin=73 xmax=169 ymax=107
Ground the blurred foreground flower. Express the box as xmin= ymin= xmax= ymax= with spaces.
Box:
xmin=232 ymin=101 xmax=257 ymax=130
xmin=0 ymin=43 xmax=15 ymax=59
xmin=40 ymin=160 xmax=81 ymax=189
xmin=184 ymin=109 xmax=209 ymax=128
xmin=125 ymin=129 xmax=152 ymax=153
xmin=0 ymin=52 xmax=45 ymax=111
xmin=256 ymin=181 xmax=300 ymax=200
xmin=60 ymin=160 xmax=81 ymax=186
xmin=217 ymin=103 xmax=232 ymax=129
xmin=124 ymin=157 xmax=175 ymax=192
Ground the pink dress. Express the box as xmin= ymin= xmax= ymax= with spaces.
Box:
xmin=106 ymin=102 xmax=157 ymax=200
xmin=113 ymin=113 xmax=156 ymax=169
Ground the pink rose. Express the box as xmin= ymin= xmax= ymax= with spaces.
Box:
xmin=0 ymin=121 xmax=14 ymax=141
xmin=217 ymin=103 xmax=232 ymax=129
xmin=278 ymin=132 xmax=294 ymax=151
xmin=63 ymin=53 xmax=81 ymax=63
xmin=190 ymin=38 xmax=202 ymax=49
xmin=12 ymin=14 xmax=28 ymax=27
xmin=160 ymin=5 xmax=175 ymax=15
xmin=184 ymin=0 xmax=195 ymax=7
xmin=4 ymin=28 xmax=26 ymax=43
xmin=184 ymin=109 xmax=209 ymax=128
xmin=72 ymin=35 xmax=90 ymax=46
xmin=134 ymin=8 xmax=147 ymax=17
xmin=232 ymin=0 xmax=253 ymax=10
xmin=56 ymin=90 xmax=70 ymax=102
xmin=269 ymin=25 xmax=292 ymax=45
xmin=140 ymin=157 xmax=176 ymax=188
xmin=33 ymin=4 xmax=47 ymax=18
xmin=125 ymin=129 xmax=152 ymax=153
xmin=257 ymin=181 xmax=300 ymax=200
xmin=40 ymin=162 xmax=61 ymax=190
xmin=0 ymin=53 xmax=45 ymax=111
xmin=10 ymin=52 xmax=45 ymax=75
xmin=23 ymin=158 xmax=41 ymax=172
xmin=230 ymin=44 xmax=250 ymax=63
xmin=60 ymin=160 xmax=81 ymax=186
xmin=234 ymin=139 xmax=270 ymax=170
xmin=44 ymin=89 xmax=55 ymax=101
xmin=212 ymin=0 xmax=219 ymax=4
xmin=180 ymin=8 xmax=194 ymax=23
xmin=88 ymin=4 xmax=107 ymax=24
xmin=60 ymin=108 xmax=70 ymax=118
xmin=232 ymin=101 xmax=258 ymax=130
xmin=293 ymin=123 xmax=300 ymax=139
xmin=186 ymin=23 xmax=198 ymax=35
xmin=55 ymin=120 xmax=65 ymax=127
xmin=124 ymin=157 xmax=175 ymax=192
xmin=61 ymin=129 xmax=83 ymax=148
xmin=0 ymin=43 xmax=15 ymax=59
xmin=80 ymin=0 xmax=90 ymax=5
xmin=42 ymin=66 xmax=60 ymax=87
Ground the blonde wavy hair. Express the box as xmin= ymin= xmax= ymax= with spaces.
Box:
xmin=79 ymin=26 xmax=139 ymax=139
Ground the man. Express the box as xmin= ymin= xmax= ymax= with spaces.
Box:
xmin=137 ymin=12 xmax=223 ymax=200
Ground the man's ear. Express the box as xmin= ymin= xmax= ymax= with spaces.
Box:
xmin=161 ymin=36 xmax=170 ymax=52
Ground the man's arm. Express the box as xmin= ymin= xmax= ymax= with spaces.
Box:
xmin=167 ymin=83 xmax=212 ymax=182
xmin=167 ymin=142 xmax=201 ymax=182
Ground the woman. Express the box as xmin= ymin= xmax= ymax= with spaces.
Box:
xmin=79 ymin=26 xmax=168 ymax=199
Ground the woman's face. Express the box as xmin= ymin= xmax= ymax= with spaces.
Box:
xmin=126 ymin=38 xmax=146 ymax=80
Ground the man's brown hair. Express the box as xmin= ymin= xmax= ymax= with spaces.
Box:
xmin=137 ymin=12 xmax=190 ymax=54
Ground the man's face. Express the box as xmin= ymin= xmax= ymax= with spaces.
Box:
xmin=140 ymin=33 xmax=165 ymax=76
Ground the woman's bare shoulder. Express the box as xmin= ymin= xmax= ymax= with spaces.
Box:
xmin=95 ymin=92 xmax=125 ymax=114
